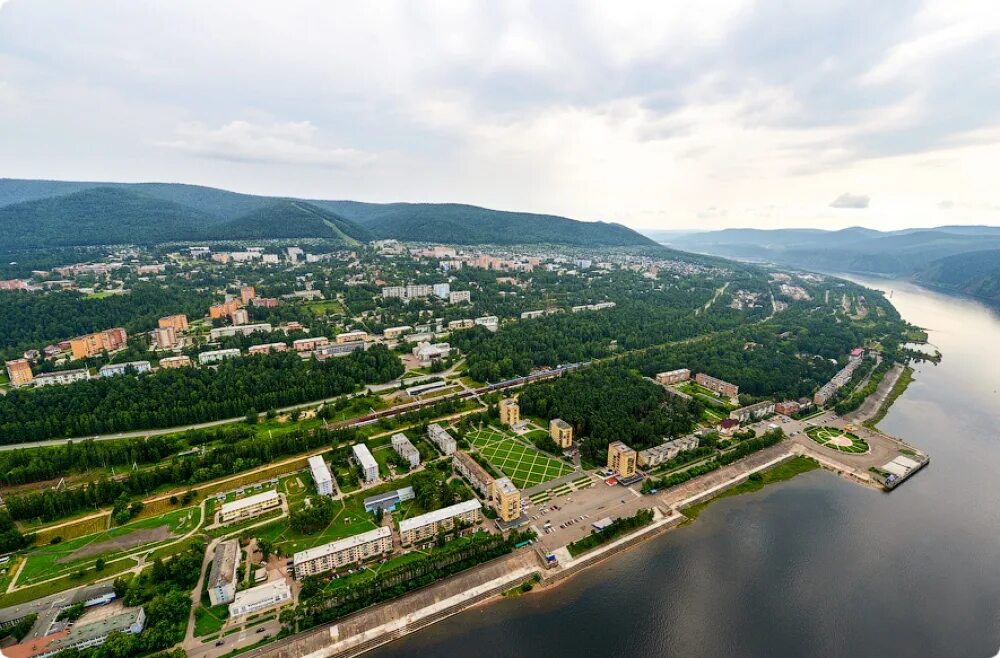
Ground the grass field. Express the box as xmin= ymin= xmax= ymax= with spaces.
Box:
xmin=804 ymin=426 xmax=869 ymax=454
xmin=467 ymin=427 xmax=574 ymax=489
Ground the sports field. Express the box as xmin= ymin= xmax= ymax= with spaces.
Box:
xmin=467 ymin=427 xmax=574 ymax=489
xmin=805 ymin=426 xmax=869 ymax=453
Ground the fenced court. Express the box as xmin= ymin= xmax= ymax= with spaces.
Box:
xmin=466 ymin=427 xmax=574 ymax=489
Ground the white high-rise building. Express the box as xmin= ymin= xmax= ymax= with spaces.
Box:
xmin=308 ymin=455 xmax=334 ymax=496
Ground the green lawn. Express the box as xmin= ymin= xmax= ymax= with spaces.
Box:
xmin=466 ymin=427 xmax=574 ymax=489
xmin=195 ymin=604 xmax=230 ymax=637
xmin=804 ymin=426 xmax=869 ymax=454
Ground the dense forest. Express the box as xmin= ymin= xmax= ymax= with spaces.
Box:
xmin=0 ymin=346 xmax=403 ymax=444
xmin=517 ymin=365 xmax=702 ymax=464
xmin=0 ymin=284 xmax=213 ymax=359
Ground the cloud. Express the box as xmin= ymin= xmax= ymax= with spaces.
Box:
xmin=829 ymin=193 xmax=870 ymax=209
xmin=158 ymin=120 xmax=372 ymax=168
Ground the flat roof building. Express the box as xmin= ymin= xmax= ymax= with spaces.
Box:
xmin=308 ymin=455 xmax=334 ymax=496
xmin=499 ymin=398 xmax=520 ymax=427
xmin=292 ymin=527 xmax=392 ymax=579
xmin=656 ymin=368 xmax=691 ymax=385
xmin=398 ymin=499 xmax=482 ymax=546
xmin=98 ymin=360 xmax=151 ymax=378
xmin=208 ymin=540 xmax=240 ymax=606
xmin=248 ymin=342 xmax=288 ymax=355
xmin=33 ymin=368 xmax=89 ymax=387
xmin=199 ymin=348 xmax=241 ymax=364
xmin=335 ymin=330 xmax=368 ymax=344
xmin=158 ymin=314 xmax=188 ymax=332
xmin=730 ymin=401 xmax=776 ymax=423
xmin=391 ymin=433 xmax=421 ymax=467
xmin=159 ymin=355 xmax=192 ymax=368
xmin=209 ymin=323 xmax=272 ymax=340
xmin=452 ymin=450 xmax=494 ymax=500
xmin=219 ymin=490 xmax=280 ymax=524
xmin=427 ymin=423 xmax=457 ymax=455
xmin=494 ymin=477 xmax=521 ymax=523
xmin=352 ymin=443 xmax=379 ymax=484
xmin=608 ymin=441 xmax=638 ymax=479
xmin=293 ymin=337 xmax=329 ymax=352
xmin=363 ymin=486 xmax=415 ymax=513
xmin=550 ymin=418 xmax=573 ymax=448
xmin=695 ymin=373 xmax=739 ymax=399
xmin=229 ymin=581 xmax=291 ymax=618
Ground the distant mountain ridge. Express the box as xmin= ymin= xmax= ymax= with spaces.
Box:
xmin=655 ymin=225 xmax=1000 ymax=307
xmin=0 ymin=178 xmax=655 ymax=248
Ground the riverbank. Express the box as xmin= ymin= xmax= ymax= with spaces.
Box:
xmin=865 ymin=366 xmax=914 ymax=429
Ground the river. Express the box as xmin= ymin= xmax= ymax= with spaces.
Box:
xmin=367 ymin=276 xmax=1000 ymax=658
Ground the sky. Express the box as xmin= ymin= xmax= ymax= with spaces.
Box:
xmin=0 ymin=1 xmax=998 ymax=232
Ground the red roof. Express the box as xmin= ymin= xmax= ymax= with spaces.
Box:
xmin=3 ymin=631 xmax=70 ymax=658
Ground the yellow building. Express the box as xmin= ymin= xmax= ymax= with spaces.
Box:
xmin=494 ymin=477 xmax=521 ymax=523
xmin=69 ymin=328 xmax=127 ymax=359
xmin=607 ymin=441 xmax=637 ymax=479
xmin=549 ymin=418 xmax=573 ymax=448
xmin=335 ymin=331 xmax=369 ymax=344
xmin=5 ymin=359 xmax=34 ymax=387
xmin=499 ymin=398 xmax=520 ymax=426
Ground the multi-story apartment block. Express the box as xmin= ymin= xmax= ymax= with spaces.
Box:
xmin=292 ymin=337 xmax=329 ymax=352
xmin=382 ymin=325 xmax=412 ymax=340
xmin=199 ymin=348 xmax=241 ymax=365
xmin=494 ymin=477 xmax=521 ymax=523
xmin=218 ymin=490 xmax=280 ymax=524
xmin=315 ymin=342 xmax=367 ymax=360
xmin=159 ymin=355 xmax=191 ymax=368
xmin=607 ymin=441 xmax=638 ymax=479
xmin=335 ymin=331 xmax=368 ymax=344
xmin=499 ymin=398 xmax=520 ymax=426
xmin=549 ymin=418 xmax=573 ymax=448
xmin=775 ymin=400 xmax=801 ymax=416
xmin=209 ymin=323 xmax=272 ymax=340
xmin=695 ymin=373 xmax=739 ymax=399
xmin=69 ymin=328 xmax=127 ymax=359
xmin=33 ymin=368 xmax=90 ymax=387
xmin=5 ymin=359 xmax=34 ymax=387
xmin=448 ymin=290 xmax=471 ymax=304
xmin=292 ymin=527 xmax=392 ymax=579
xmin=447 ymin=319 xmax=475 ymax=330
xmin=391 ymin=433 xmax=421 ymax=467
xmin=248 ymin=342 xmax=288 ymax=356
xmin=240 ymin=286 xmax=256 ymax=304
xmin=637 ymin=435 xmax=701 ymax=468
xmin=729 ymin=401 xmax=776 ymax=423
xmin=406 ymin=284 xmax=434 ymax=299
xmin=656 ymin=368 xmax=691 ymax=385
xmin=230 ymin=308 xmax=250 ymax=326
xmin=352 ymin=443 xmax=379 ymax=483
xmin=209 ymin=299 xmax=242 ymax=320
xmin=208 ymin=540 xmax=240 ymax=605
xmin=251 ymin=297 xmax=279 ymax=308
xmin=432 ymin=282 xmax=451 ymax=299
xmin=151 ymin=326 xmax=177 ymax=349
xmin=158 ymin=314 xmax=188 ymax=332
xmin=99 ymin=361 xmax=151 ymax=378
xmin=228 ymin=581 xmax=291 ymax=618
xmin=427 ymin=423 xmax=457 ymax=455
xmin=452 ymin=450 xmax=494 ymax=500
xmin=308 ymin=456 xmax=334 ymax=496
xmin=398 ymin=499 xmax=482 ymax=546
xmin=474 ymin=315 xmax=499 ymax=331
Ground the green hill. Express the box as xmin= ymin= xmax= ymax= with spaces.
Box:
xmin=914 ymin=249 xmax=1000 ymax=306
xmin=210 ymin=200 xmax=373 ymax=243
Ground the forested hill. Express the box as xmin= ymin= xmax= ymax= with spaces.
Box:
xmin=0 ymin=178 xmax=655 ymax=248
xmin=913 ymin=249 xmax=1000 ymax=306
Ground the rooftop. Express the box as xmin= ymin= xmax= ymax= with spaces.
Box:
xmin=495 ymin=477 xmax=518 ymax=496
xmin=220 ymin=489 xmax=279 ymax=513
xmin=208 ymin=539 xmax=239 ymax=589
xmin=293 ymin=527 xmax=391 ymax=566
xmin=399 ymin=499 xmax=482 ymax=533
xmin=351 ymin=443 xmax=378 ymax=471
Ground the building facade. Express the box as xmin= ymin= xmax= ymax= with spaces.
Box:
xmin=494 ymin=477 xmax=521 ymax=523
xmin=499 ymin=398 xmax=520 ymax=426
xmin=607 ymin=441 xmax=638 ymax=478
xmin=159 ymin=355 xmax=191 ymax=368
xmin=199 ymin=348 xmax=241 ymax=364
xmin=33 ymin=369 xmax=89 ymax=387
xmin=69 ymin=328 xmax=127 ymax=359
xmin=656 ymin=368 xmax=691 ymax=385
xmin=352 ymin=443 xmax=379 ymax=483
xmin=308 ymin=455 xmax=334 ymax=496
xmin=292 ymin=527 xmax=392 ymax=578
xmin=549 ymin=418 xmax=573 ymax=448
xmin=427 ymin=423 xmax=457 ymax=455
xmin=218 ymin=490 xmax=280 ymax=524
xmin=398 ymin=499 xmax=482 ymax=546
xmin=391 ymin=433 xmax=421 ymax=467
xmin=729 ymin=401 xmax=776 ymax=423
xmin=208 ymin=540 xmax=240 ymax=606
xmin=98 ymin=361 xmax=151 ymax=378
xmin=695 ymin=373 xmax=739 ymax=399
xmin=228 ymin=581 xmax=291 ymax=618
xmin=335 ymin=330 xmax=368 ymax=344
xmin=151 ymin=326 xmax=177 ymax=349
xmin=452 ymin=450 xmax=495 ymax=500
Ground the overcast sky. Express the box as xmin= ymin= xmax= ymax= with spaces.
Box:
xmin=1 ymin=1 xmax=998 ymax=231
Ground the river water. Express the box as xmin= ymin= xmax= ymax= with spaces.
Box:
xmin=370 ymin=277 xmax=1000 ymax=658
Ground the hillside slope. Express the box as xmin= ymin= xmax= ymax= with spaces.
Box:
xmin=914 ymin=249 xmax=1000 ymax=306
xmin=210 ymin=201 xmax=373 ymax=243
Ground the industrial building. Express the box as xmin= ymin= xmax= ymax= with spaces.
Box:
xmin=292 ymin=527 xmax=393 ymax=578
xmin=398 ymin=499 xmax=482 ymax=546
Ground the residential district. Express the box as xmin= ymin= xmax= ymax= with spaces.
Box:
xmin=0 ymin=240 xmax=929 ymax=658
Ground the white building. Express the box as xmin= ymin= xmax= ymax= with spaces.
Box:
xmin=208 ymin=540 xmax=240 ymax=605
xmin=33 ymin=368 xmax=90 ymax=387
xmin=433 ymin=282 xmax=451 ymax=299
xmin=412 ymin=341 xmax=451 ymax=363
xmin=391 ymin=433 xmax=421 ymax=467
xmin=352 ymin=444 xmax=379 ymax=483
xmin=399 ymin=499 xmax=482 ymax=545
xmin=209 ymin=323 xmax=272 ymax=340
xmin=308 ymin=455 xmax=334 ymax=497
xmin=474 ymin=316 xmax=499 ymax=331
xmin=228 ymin=581 xmax=291 ymax=618
xmin=218 ymin=490 xmax=281 ymax=523
xmin=98 ymin=361 xmax=151 ymax=378
xmin=427 ymin=423 xmax=457 ymax=455
xmin=448 ymin=290 xmax=471 ymax=304
xmin=199 ymin=348 xmax=241 ymax=364
xmin=292 ymin=527 xmax=392 ymax=578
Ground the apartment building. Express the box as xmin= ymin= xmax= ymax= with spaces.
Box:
xmin=292 ymin=527 xmax=392 ymax=579
xmin=730 ymin=401 xmax=776 ymax=423
xmin=159 ymin=355 xmax=191 ymax=369
xmin=398 ymin=499 xmax=482 ymax=546
xmin=452 ymin=450 xmax=494 ymax=499
xmin=209 ymin=323 xmax=272 ymax=340
xmin=99 ymin=361 xmax=151 ymax=378
xmin=5 ymin=608 xmax=146 ymax=658
xmin=151 ymin=326 xmax=177 ymax=349
xmin=494 ymin=477 xmax=522 ymax=523
xmin=315 ymin=342 xmax=367 ymax=360
xmin=251 ymin=297 xmax=279 ymax=308
xmin=5 ymin=359 xmax=34 ymax=387
xmin=656 ymin=368 xmax=691 ymax=385
xmin=775 ymin=400 xmax=801 ymax=416
xmin=218 ymin=490 xmax=281 ymax=524
xmin=208 ymin=540 xmax=240 ymax=605
xmin=499 ymin=398 xmax=520 ymax=426
xmin=33 ymin=369 xmax=89 ymax=387
xmin=549 ymin=418 xmax=573 ymax=448
xmin=292 ymin=337 xmax=329 ymax=352
xmin=695 ymin=373 xmax=739 ymax=399
xmin=607 ymin=441 xmax=638 ymax=479
xmin=432 ymin=282 xmax=451 ymax=299
xmin=449 ymin=290 xmax=471 ymax=304
xmin=382 ymin=325 xmax=412 ymax=340
xmin=240 ymin=286 xmax=256 ymax=304
xmin=209 ymin=299 xmax=242 ymax=319
xmin=228 ymin=581 xmax=291 ymax=618
xmin=248 ymin=342 xmax=288 ymax=356
xmin=230 ymin=308 xmax=249 ymax=326
xmin=447 ymin=319 xmax=475 ymax=330
xmin=638 ymin=435 xmax=701 ymax=468
xmin=474 ymin=315 xmax=499 ymax=331
xmin=158 ymin=314 xmax=188 ymax=332
xmin=69 ymin=328 xmax=127 ymax=359
xmin=427 ymin=423 xmax=457 ymax=455
xmin=814 ymin=355 xmax=866 ymax=405
xmin=199 ymin=348 xmax=241 ymax=365
xmin=391 ymin=433 xmax=421 ymax=467
xmin=352 ymin=444 xmax=379 ymax=483
xmin=308 ymin=456 xmax=334 ymax=496
xmin=335 ymin=330 xmax=368 ymax=344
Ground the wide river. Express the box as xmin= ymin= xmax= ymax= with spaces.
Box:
xmin=370 ymin=276 xmax=1000 ymax=658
